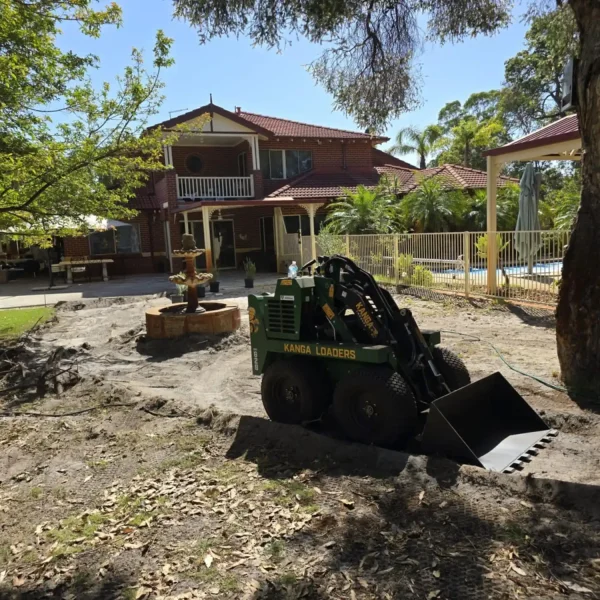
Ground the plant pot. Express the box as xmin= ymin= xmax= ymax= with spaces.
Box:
xmin=171 ymin=294 xmax=184 ymax=304
xmin=244 ymin=278 xmax=254 ymax=289
xmin=197 ymin=285 xmax=206 ymax=298
xmin=209 ymin=281 xmax=220 ymax=293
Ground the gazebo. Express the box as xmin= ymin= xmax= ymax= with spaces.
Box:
xmin=483 ymin=114 xmax=581 ymax=292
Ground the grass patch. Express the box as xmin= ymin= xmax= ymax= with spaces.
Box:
xmin=47 ymin=512 xmax=111 ymax=545
xmin=159 ymin=451 xmax=205 ymax=472
xmin=263 ymin=479 xmax=317 ymax=508
xmin=278 ymin=572 xmax=298 ymax=586
xmin=30 ymin=486 xmax=43 ymax=499
xmin=86 ymin=459 xmax=109 ymax=470
xmin=265 ymin=540 xmax=285 ymax=563
xmin=189 ymin=567 xmax=239 ymax=592
xmin=0 ymin=307 xmax=54 ymax=340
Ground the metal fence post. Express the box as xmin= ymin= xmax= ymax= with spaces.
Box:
xmin=393 ymin=234 xmax=399 ymax=285
xmin=464 ymin=231 xmax=470 ymax=298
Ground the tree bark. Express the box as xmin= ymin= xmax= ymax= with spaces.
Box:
xmin=556 ymin=0 xmax=600 ymax=397
xmin=419 ymin=153 xmax=426 ymax=169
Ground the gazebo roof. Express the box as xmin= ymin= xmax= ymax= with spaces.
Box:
xmin=484 ymin=114 xmax=581 ymax=162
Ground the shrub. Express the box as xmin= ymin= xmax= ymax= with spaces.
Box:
xmin=397 ymin=253 xmax=414 ymax=280
xmin=410 ymin=265 xmax=434 ymax=287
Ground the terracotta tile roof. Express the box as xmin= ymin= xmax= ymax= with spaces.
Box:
xmin=268 ymin=170 xmax=380 ymax=199
xmin=238 ymin=111 xmax=387 ymax=141
xmin=372 ymin=148 xmax=418 ymax=170
xmin=267 ymin=164 xmax=517 ymax=201
xmin=129 ymin=193 xmax=161 ymax=210
xmin=485 ymin=114 xmax=580 ymax=157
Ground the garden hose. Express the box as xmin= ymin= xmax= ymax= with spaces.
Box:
xmin=439 ymin=330 xmax=569 ymax=394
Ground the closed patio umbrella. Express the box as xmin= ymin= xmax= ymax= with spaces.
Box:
xmin=514 ymin=163 xmax=542 ymax=274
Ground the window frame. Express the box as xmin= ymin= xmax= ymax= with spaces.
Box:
xmin=261 ymin=149 xmax=313 ymax=180
xmin=185 ymin=154 xmax=204 ymax=175
xmin=237 ymin=152 xmax=247 ymax=177
xmin=88 ymin=223 xmax=141 ymax=256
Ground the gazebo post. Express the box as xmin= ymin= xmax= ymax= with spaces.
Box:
xmin=486 ymin=156 xmax=500 ymax=294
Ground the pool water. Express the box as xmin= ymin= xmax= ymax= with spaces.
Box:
xmin=443 ymin=261 xmax=563 ymax=276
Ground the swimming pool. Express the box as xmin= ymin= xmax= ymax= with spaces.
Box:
xmin=443 ymin=260 xmax=563 ymax=276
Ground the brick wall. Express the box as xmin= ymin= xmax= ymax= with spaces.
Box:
xmin=171 ymin=141 xmax=250 ymax=177
xmin=259 ymin=139 xmax=374 ymax=195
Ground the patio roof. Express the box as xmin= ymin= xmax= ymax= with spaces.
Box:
xmin=484 ymin=114 xmax=581 ymax=162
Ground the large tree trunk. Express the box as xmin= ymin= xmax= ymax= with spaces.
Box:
xmin=556 ymin=0 xmax=600 ymax=397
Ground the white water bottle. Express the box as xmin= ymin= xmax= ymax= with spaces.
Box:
xmin=288 ymin=261 xmax=298 ymax=278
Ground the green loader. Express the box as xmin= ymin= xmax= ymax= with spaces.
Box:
xmin=248 ymin=255 xmax=555 ymax=472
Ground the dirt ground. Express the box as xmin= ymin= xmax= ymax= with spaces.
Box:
xmin=0 ymin=290 xmax=599 ymax=599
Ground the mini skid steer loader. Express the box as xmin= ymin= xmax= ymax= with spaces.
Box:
xmin=248 ymin=255 xmax=555 ymax=472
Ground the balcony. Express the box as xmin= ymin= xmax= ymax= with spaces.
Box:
xmin=177 ymin=175 xmax=254 ymax=200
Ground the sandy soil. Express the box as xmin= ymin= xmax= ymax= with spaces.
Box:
xmin=1 ymin=291 xmax=600 ymax=598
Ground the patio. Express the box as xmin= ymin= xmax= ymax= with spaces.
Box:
xmin=0 ymin=271 xmax=279 ymax=309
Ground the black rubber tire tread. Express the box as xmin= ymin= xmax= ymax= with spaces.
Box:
xmin=333 ymin=367 xmax=418 ymax=447
xmin=261 ymin=359 xmax=329 ymax=425
xmin=432 ymin=346 xmax=471 ymax=391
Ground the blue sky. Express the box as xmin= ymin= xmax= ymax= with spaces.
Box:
xmin=64 ymin=0 xmax=529 ymax=166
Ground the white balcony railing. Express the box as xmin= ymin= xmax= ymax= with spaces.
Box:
xmin=177 ymin=176 xmax=254 ymax=200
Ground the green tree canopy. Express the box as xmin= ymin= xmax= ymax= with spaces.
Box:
xmin=0 ymin=1 xmax=175 ymax=242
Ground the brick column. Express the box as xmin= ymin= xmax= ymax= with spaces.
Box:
xmin=252 ymin=169 xmax=264 ymax=199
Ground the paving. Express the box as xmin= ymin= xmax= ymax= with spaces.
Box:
xmin=0 ymin=272 xmax=279 ymax=309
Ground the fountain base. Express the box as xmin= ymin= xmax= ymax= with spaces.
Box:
xmin=145 ymin=302 xmax=241 ymax=339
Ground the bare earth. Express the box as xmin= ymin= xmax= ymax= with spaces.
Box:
xmin=1 ymin=291 xmax=599 ymax=599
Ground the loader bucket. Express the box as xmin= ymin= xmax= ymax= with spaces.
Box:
xmin=421 ymin=372 xmax=555 ymax=472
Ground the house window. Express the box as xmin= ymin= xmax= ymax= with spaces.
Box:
xmin=260 ymin=150 xmax=313 ymax=180
xmin=283 ymin=214 xmax=325 ymax=234
xmin=237 ymin=152 xmax=247 ymax=177
xmin=185 ymin=154 xmax=203 ymax=174
xmin=89 ymin=224 xmax=141 ymax=255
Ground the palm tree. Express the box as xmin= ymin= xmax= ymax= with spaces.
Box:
xmin=443 ymin=118 xmax=504 ymax=167
xmin=402 ymin=176 xmax=467 ymax=232
xmin=326 ymin=185 xmax=396 ymax=234
xmin=388 ymin=125 xmax=442 ymax=169
xmin=466 ymin=184 xmax=520 ymax=231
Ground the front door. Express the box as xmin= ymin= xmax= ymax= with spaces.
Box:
xmin=211 ymin=220 xmax=236 ymax=269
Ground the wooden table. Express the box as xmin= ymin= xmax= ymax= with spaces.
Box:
xmin=58 ymin=259 xmax=114 ymax=284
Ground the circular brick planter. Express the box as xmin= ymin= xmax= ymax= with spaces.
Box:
xmin=145 ymin=302 xmax=241 ymax=339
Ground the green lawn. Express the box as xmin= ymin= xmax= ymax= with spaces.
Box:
xmin=0 ymin=307 xmax=55 ymax=340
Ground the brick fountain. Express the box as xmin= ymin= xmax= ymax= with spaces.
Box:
xmin=145 ymin=234 xmax=241 ymax=339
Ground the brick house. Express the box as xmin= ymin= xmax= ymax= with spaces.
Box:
xmin=63 ymin=103 xmax=515 ymax=275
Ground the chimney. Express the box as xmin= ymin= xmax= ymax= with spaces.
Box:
xmin=235 ymin=106 xmax=241 ymax=114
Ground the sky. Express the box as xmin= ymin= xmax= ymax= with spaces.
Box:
xmin=63 ymin=0 xmax=530 ymax=166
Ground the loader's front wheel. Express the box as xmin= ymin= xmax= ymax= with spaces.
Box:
xmin=333 ymin=368 xmax=418 ymax=447
xmin=261 ymin=360 xmax=329 ymax=425
xmin=432 ymin=347 xmax=471 ymax=391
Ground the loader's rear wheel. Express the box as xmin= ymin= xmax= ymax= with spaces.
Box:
xmin=333 ymin=368 xmax=418 ymax=447
xmin=261 ymin=360 xmax=329 ymax=425
xmin=432 ymin=346 xmax=471 ymax=391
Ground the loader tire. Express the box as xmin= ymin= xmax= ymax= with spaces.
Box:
xmin=432 ymin=346 xmax=471 ymax=391
xmin=261 ymin=360 xmax=329 ymax=425
xmin=333 ymin=368 xmax=418 ymax=447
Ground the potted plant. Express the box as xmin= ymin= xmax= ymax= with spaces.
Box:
xmin=197 ymin=283 xmax=206 ymax=298
xmin=243 ymin=258 xmax=256 ymax=289
xmin=209 ymin=268 xmax=220 ymax=293
xmin=171 ymin=280 xmax=186 ymax=304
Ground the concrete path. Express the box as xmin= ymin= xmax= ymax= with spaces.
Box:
xmin=0 ymin=272 xmax=279 ymax=309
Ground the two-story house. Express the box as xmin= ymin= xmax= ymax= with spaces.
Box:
xmin=63 ymin=102 xmax=515 ymax=276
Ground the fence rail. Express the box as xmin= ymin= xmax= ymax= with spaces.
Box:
xmin=312 ymin=231 xmax=569 ymax=305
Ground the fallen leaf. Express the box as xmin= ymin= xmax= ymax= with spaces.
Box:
xmin=340 ymin=499 xmax=354 ymax=509
xmin=162 ymin=563 xmax=171 ymax=576
xmin=510 ymin=562 xmax=527 ymax=577
xmin=438 ymin=501 xmax=448 ymax=509
xmin=84 ymin=475 xmax=92 ymax=483
xmin=0 ymin=571 xmax=5 ymax=584
xmin=204 ymin=554 xmax=213 ymax=568
xmin=562 ymin=582 xmax=594 ymax=594
xmin=124 ymin=542 xmax=144 ymax=550
xmin=209 ymin=586 xmax=220 ymax=595
xmin=433 ymin=570 xmax=441 ymax=579
xmin=427 ymin=590 xmax=440 ymax=599
xmin=520 ymin=500 xmax=533 ymax=508
xmin=418 ymin=491 xmax=425 ymax=504
xmin=12 ymin=575 xmax=25 ymax=587
xmin=135 ymin=587 xmax=153 ymax=599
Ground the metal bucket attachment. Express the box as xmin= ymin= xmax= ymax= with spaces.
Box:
xmin=421 ymin=372 xmax=556 ymax=472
